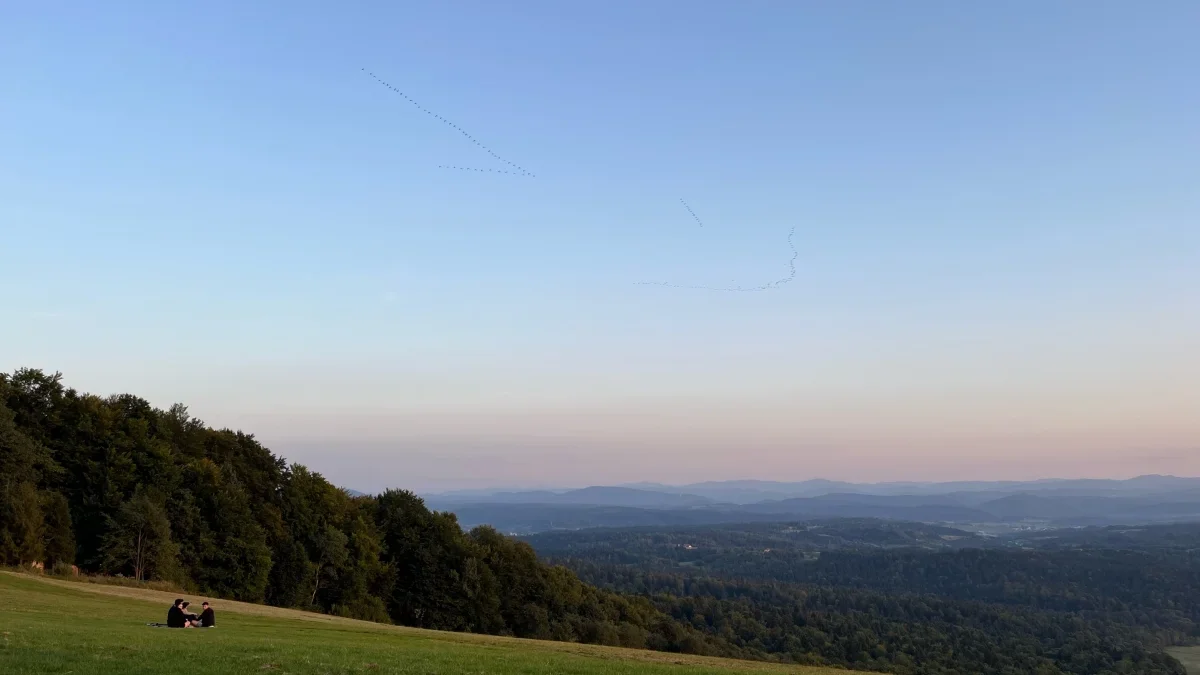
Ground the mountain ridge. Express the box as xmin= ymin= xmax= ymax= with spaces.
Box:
xmin=421 ymin=475 xmax=1200 ymax=504
xmin=412 ymin=476 xmax=1200 ymax=534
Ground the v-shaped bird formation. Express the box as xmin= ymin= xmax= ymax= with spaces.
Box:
xmin=363 ymin=69 xmax=535 ymax=178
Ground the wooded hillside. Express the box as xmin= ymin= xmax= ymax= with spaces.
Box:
xmin=0 ymin=368 xmax=730 ymax=656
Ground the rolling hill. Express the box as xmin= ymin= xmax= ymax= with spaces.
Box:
xmin=0 ymin=572 xmax=846 ymax=675
xmin=423 ymin=476 xmax=1200 ymax=533
xmin=428 ymin=485 xmax=715 ymax=508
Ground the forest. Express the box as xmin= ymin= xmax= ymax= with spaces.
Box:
xmin=528 ymin=522 xmax=1200 ymax=674
xmin=0 ymin=369 xmax=731 ymax=656
xmin=1 ymin=368 xmax=1194 ymax=674
xmin=526 ymin=522 xmax=1200 ymax=621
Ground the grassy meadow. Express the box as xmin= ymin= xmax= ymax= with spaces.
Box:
xmin=1168 ymin=647 xmax=1200 ymax=674
xmin=0 ymin=572 xmax=848 ymax=675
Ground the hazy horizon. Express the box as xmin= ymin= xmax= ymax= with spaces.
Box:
xmin=4 ymin=2 xmax=1198 ymax=493
xmin=411 ymin=472 xmax=1200 ymax=497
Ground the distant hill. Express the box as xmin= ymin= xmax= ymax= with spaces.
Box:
xmin=979 ymin=493 xmax=1086 ymax=521
xmin=667 ymin=475 xmax=1200 ymax=503
xmin=428 ymin=486 xmax=713 ymax=509
xmin=555 ymin=486 xmax=714 ymax=507
xmin=523 ymin=518 xmax=988 ymax=555
xmin=740 ymin=496 xmax=995 ymax=523
xmin=423 ymin=475 xmax=1200 ymax=534
xmin=669 ymin=479 xmax=863 ymax=503
xmin=440 ymin=490 xmax=564 ymax=505
xmin=444 ymin=504 xmax=778 ymax=534
xmin=430 ymin=475 xmax=1200 ymax=504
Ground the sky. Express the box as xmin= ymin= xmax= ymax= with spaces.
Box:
xmin=2 ymin=1 xmax=1198 ymax=492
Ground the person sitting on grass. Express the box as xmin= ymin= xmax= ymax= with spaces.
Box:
xmin=199 ymin=601 xmax=216 ymax=628
xmin=167 ymin=599 xmax=188 ymax=628
xmin=181 ymin=601 xmax=201 ymax=627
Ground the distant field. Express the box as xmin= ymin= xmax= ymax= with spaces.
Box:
xmin=0 ymin=572 xmax=845 ymax=675
xmin=1169 ymin=647 xmax=1200 ymax=674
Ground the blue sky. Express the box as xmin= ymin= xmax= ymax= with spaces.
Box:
xmin=3 ymin=1 xmax=1198 ymax=490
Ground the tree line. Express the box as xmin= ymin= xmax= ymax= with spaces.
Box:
xmin=0 ymin=368 xmax=733 ymax=655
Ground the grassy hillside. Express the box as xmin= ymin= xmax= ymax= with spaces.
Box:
xmin=1168 ymin=648 xmax=1200 ymax=674
xmin=0 ymin=573 xmax=847 ymax=675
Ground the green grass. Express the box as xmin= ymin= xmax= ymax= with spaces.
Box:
xmin=1168 ymin=647 xmax=1200 ymax=674
xmin=0 ymin=572 xmax=846 ymax=675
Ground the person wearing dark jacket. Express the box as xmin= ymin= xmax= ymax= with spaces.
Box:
xmin=166 ymin=599 xmax=187 ymax=628
xmin=199 ymin=602 xmax=216 ymax=628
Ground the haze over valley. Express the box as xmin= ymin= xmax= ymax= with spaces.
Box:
xmin=413 ymin=475 xmax=1200 ymax=534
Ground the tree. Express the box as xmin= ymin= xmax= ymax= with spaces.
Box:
xmin=41 ymin=490 xmax=75 ymax=568
xmin=184 ymin=460 xmax=273 ymax=601
xmin=100 ymin=490 xmax=180 ymax=582
xmin=310 ymin=524 xmax=349 ymax=605
xmin=0 ymin=395 xmax=52 ymax=565
xmin=329 ymin=509 xmax=395 ymax=622
xmin=1 ymin=482 xmax=45 ymax=565
xmin=267 ymin=538 xmax=315 ymax=608
xmin=0 ymin=398 xmax=52 ymax=486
